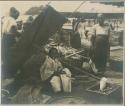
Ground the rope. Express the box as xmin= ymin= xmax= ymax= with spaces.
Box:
xmin=47 ymin=1 xmax=86 ymax=17
xmin=73 ymin=1 xmax=86 ymax=14
xmin=69 ymin=1 xmax=86 ymax=17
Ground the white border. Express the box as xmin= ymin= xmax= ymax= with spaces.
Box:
xmin=0 ymin=0 xmax=124 ymax=106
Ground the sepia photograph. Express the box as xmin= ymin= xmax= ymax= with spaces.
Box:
xmin=0 ymin=0 xmax=124 ymax=105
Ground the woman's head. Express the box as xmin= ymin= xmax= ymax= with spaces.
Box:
xmin=97 ymin=13 xmax=104 ymax=25
xmin=48 ymin=48 xmax=59 ymax=59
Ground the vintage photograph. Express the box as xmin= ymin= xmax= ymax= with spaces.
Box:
xmin=0 ymin=0 xmax=124 ymax=104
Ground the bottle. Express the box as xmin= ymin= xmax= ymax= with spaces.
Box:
xmin=100 ymin=77 xmax=107 ymax=91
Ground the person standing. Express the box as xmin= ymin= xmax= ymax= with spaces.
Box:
xmin=89 ymin=14 xmax=110 ymax=74
xmin=2 ymin=7 xmax=20 ymax=78
xmin=70 ymin=18 xmax=81 ymax=49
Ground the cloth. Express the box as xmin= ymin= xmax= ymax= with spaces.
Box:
xmin=40 ymin=56 xmax=62 ymax=81
xmin=15 ymin=52 xmax=46 ymax=86
xmin=2 ymin=16 xmax=17 ymax=35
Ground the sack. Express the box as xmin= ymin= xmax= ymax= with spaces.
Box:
xmin=60 ymin=74 xmax=71 ymax=93
xmin=50 ymin=76 xmax=61 ymax=92
xmin=61 ymin=68 xmax=71 ymax=93
xmin=50 ymin=68 xmax=72 ymax=93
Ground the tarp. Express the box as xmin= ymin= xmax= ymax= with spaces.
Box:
xmin=10 ymin=5 xmax=67 ymax=71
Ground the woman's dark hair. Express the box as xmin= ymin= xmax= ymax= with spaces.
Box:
xmin=48 ymin=48 xmax=59 ymax=58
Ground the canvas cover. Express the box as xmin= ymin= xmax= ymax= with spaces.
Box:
xmin=9 ymin=5 xmax=67 ymax=71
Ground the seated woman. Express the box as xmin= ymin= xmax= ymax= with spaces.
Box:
xmin=40 ymin=48 xmax=71 ymax=93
